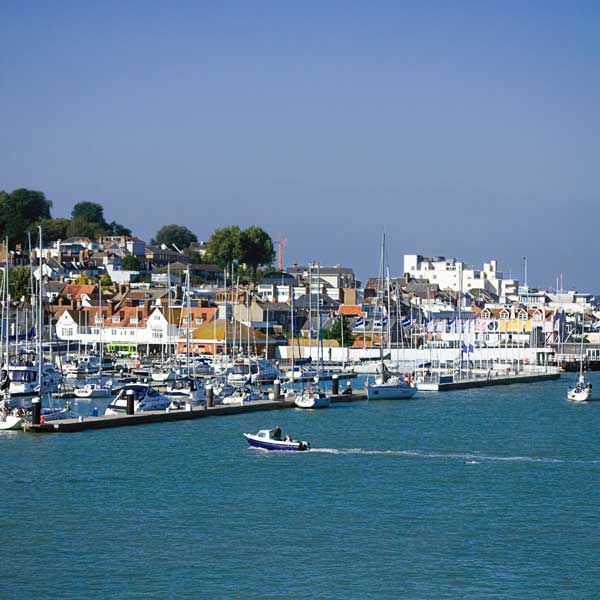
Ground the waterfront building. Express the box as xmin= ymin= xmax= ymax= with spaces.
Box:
xmin=403 ymin=255 xmax=518 ymax=298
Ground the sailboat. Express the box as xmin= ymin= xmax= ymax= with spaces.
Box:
xmin=33 ymin=226 xmax=71 ymax=421
xmin=74 ymin=280 xmax=112 ymax=399
xmin=366 ymin=233 xmax=417 ymax=401
xmin=165 ymin=266 xmax=205 ymax=404
xmin=295 ymin=262 xmax=331 ymax=409
xmin=567 ymin=310 xmax=592 ymax=402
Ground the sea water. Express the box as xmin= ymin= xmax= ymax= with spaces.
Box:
xmin=1 ymin=373 xmax=599 ymax=599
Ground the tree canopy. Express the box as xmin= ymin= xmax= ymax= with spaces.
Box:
xmin=240 ymin=226 xmax=275 ymax=281
xmin=122 ymin=255 xmax=140 ymax=271
xmin=322 ymin=315 xmax=354 ymax=347
xmin=206 ymin=225 xmax=242 ymax=268
xmin=72 ymin=202 xmax=107 ymax=226
xmin=152 ymin=224 xmax=198 ymax=250
xmin=0 ymin=189 xmax=52 ymax=246
xmin=0 ymin=266 xmax=32 ymax=300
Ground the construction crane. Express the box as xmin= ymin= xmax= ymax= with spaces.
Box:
xmin=277 ymin=238 xmax=287 ymax=271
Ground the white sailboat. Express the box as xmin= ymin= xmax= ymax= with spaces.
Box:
xmin=567 ymin=311 xmax=592 ymax=402
xmin=295 ymin=262 xmax=331 ymax=409
xmin=366 ymin=233 xmax=417 ymax=401
xmin=74 ymin=280 xmax=112 ymax=399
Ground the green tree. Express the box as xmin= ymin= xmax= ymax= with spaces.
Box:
xmin=6 ymin=266 xmax=32 ymax=300
xmin=240 ymin=226 xmax=275 ymax=281
xmin=151 ymin=224 xmax=198 ymax=250
xmin=122 ymin=255 xmax=140 ymax=271
xmin=71 ymin=202 xmax=107 ymax=226
xmin=99 ymin=272 xmax=113 ymax=286
xmin=107 ymin=221 xmax=132 ymax=236
xmin=36 ymin=218 xmax=71 ymax=242
xmin=67 ymin=217 xmax=105 ymax=239
xmin=0 ymin=189 xmax=52 ymax=245
xmin=322 ymin=315 xmax=354 ymax=347
xmin=207 ymin=225 xmax=242 ymax=268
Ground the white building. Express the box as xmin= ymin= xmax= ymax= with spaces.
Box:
xmin=403 ymin=255 xmax=518 ymax=298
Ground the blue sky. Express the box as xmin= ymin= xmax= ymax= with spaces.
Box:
xmin=2 ymin=2 xmax=599 ymax=290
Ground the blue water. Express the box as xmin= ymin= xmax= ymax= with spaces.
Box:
xmin=2 ymin=373 xmax=600 ymax=599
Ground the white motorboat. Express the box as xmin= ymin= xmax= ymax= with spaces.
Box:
xmin=105 ymin=383 xmax=171 ymax=415
xmin=2 ymin=363 xmax=62 ymax=397
xmin=227 ymin=358 xmax=256 ymax=386
xmin=366 ymin=375 xmax=417 ymax=400
xmin=74 ymin=382 xmax=113 ymax=399
xmin=294 ymin=390 xmax=331 ymax=409
xmin=243 ymin=429 xmax=310 ymax=451
xmin=285 ymin=365 xmax=318 ymax=381
xmin=221 ymin=386 xmax=255 ymax=405
xmin=165 ymin=378 xmax=206 ymax=404
xmin=151 ymin=368 xmax=176 ymax=383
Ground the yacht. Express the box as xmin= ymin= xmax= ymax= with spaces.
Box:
xmin=105 ymin=384 xmax=171 ymax=415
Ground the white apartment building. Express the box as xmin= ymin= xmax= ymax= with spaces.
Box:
xmin=403 ymin=255 xmax=518 ymax=298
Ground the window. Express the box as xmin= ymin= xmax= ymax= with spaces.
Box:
xmin=112 ymin=316 xmax=120 ymax=323
xmin=130 ymin=317 xmax=138 ymax=324
xmin=500 ymin=310 xmax=509 ymax=320
xmin=196 ymin=318 xmax=203 ymax=325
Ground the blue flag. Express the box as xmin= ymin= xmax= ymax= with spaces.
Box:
xmin=401 ymin=316 xmax=411 ymax=327
xmin=355 ymin=316 xmax=364 ymax=327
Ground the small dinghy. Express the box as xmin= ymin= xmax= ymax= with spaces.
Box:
xmin=243 ymin=429 xmax=310 ymax=451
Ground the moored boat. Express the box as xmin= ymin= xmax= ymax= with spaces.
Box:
xmin=105 ymin=383 xmax=171 ymax=415
xmin=294 ymin=390 xmax=331 ymax=409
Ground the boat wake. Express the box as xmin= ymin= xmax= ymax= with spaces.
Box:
xmin=309 ymin=448 xmax=599 ymax=465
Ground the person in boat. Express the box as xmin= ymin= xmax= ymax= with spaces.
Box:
xmin=586 ymin=383 xmax=592 ymax=391
xmin=273 ymin=425 xmax=282 ymax=440
xmin=284 ymin=434 xmax=292 ymax=442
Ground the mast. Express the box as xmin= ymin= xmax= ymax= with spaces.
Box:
xmin=379 ymin=232 xmax=385 ymax=381
xmin=223 ymin=267 xmax=228 ymax=358
xmin=186 ymin=266 xmax=191 ymax=376
xmin=99 ymin=278 xmax=103 ymax=380
xmin=37 ymin=226 xmax=43 ymax=398
xmin=2 ymin=238 xmax=8 ymax=369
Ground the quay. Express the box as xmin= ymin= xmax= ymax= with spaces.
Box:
xmin=416 ymin=371 xmax=560 ymax=392
xmin=23 ymin=398 xmax=294 ymax=433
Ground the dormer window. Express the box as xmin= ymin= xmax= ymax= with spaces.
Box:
xmin=112 ymin=316 xmax=120 ymax=323
xmin=481 ymin=309 xmax=491 ymax=319
xmin=518 ymin=311 xmax=528 ymax=321
xmin=500 ymin=310 xmax=510 ymax=320
xmin=130 ymin=317 xmax=138 ymax=324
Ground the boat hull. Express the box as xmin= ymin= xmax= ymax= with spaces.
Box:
xmin=294 ymin=393 xmax=331 ymax=409
xmin=0 ymin=415 xmax=24 ymax=430
xmin=243 ymin=433 xmax=309 ymax=451
xmin=367 ymin=383 xmax=417 ymax=400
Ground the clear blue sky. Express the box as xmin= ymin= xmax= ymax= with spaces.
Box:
xmin=2 ymin=1 xmax=599 ymax=290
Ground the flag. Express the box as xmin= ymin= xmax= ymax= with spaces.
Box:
xmin=468 ymin=344 xmax=474 ymax=353
xmin=355 ymin=316 xmax=364 ymax=327
xmin=401 ymin=316 xmax=411 ymax=327
xmin=461 ymin=342 xmax=468 ymax=353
